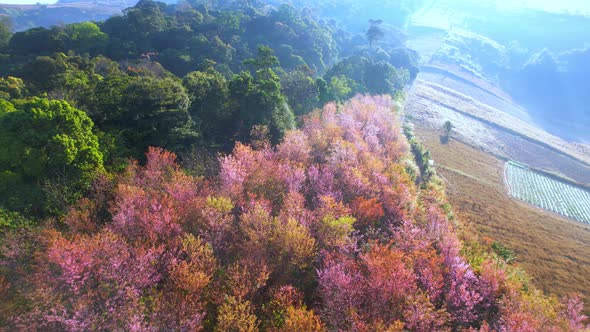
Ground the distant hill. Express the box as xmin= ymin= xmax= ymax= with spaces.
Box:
xmin=55 ymin=0 xmax=178 ymax=5
xmin=56 ymin=0 xmax=136 ymax=4
xmin=0 ymin=0 xmax=174 ymax=31
xmin=0 ymin=2 xmax=124 ymax=31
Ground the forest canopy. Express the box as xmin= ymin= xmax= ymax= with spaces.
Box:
xmin=0 ymin=1 xmax=587 ymax=331
xmin=0 ymin=0 xmax=416 ymax=220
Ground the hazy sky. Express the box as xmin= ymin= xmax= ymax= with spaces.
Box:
xmin=506 ymin=0 xmax=590 ymax=13
xmin=459 ymin=0 xmax=590 ymax=14
xmin=0 ymin=0 xmax=58 ymax=4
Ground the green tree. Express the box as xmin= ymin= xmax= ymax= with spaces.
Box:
xmin=123 ymin=77 xmax=197 ymax=153
xmin=19 ymin=53 xmax=100 ymax=103
xmin=389 ymin=48 xmax=420 ymax=81
xmin=244 ymin=45 xmax=280 ymax=71
xmin=63 ymin=22 xmax=108 ymax=54
xmin=92 ymin=55 xmax=124 ymax=78
xmin=325 ymin=56 xmax=409 ymax=98
xmin=0 ymin=98 xmax=104 ymax=216
xmin=91 ymin=76 xmax=197 ymax=158
xmin=0 ymin=76 xmax=27 ymax=100
xmin=366 ymin=19 xmax=384 ymax=48
xmin=100 ymin=0 xmax=168 ymax=58
xmin=0 ymin=207 xmax=30 ymax=235
xmin=20 ymin=55 xmax=67 ymax=92
xmin=328 ymin=75 xmax=355 ymax=102
xmin=324 ymin=55 xmax=367 ymax=95
xmin=87 ymin=75 xmax=134 ymax=126
xmin=229 ymin=69 xmax=294 ymax=144
xmin=443 ymin=120 xmax=454 ymax=137
xmin=281 ymin=69 xmax=319 ymax=116
xmin=183 ymin=69 xmax=231 ymax=147
xmin=316 ymin=77 xmax=331 ymax=105
xmin=9 ymin=27 xmax=60 ymax=55
xmin=363 ymin=61 xmax=409 ymax=95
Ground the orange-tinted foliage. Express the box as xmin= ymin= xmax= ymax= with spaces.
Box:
xmin=0 ymin=96 xmax=586 ymax=331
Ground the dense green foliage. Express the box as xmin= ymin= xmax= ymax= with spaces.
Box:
xmin=229 ymin=68 xmax=295 ymax=145
xmin=0 ymin=98 xmax=104 ymax=216
xmin=182 ymin=69 xmax=230 ymax=146
xmin=0 ymin=17 xmax=11 ymax=50
xmin=91 ymin=75 xmax=196 ymax=158
xmin=0 ymin=1 xmax=415 ymax=216
xmin=404 ymin=122 xmax=436 ymax=185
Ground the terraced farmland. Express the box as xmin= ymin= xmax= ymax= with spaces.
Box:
xmin=505 ymin=162 xmax=590 ymax=224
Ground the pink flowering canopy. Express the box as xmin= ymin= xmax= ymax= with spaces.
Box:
xmin=2 ymin=95 xmax=587 ymax=331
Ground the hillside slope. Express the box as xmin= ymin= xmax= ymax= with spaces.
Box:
xmin=406 ymin=74 xmax=590 ymax=187
xmin=413 ymin=126 xmax=590 ymax=315
xmin=0 ymin=0 xmax=138 ymax=31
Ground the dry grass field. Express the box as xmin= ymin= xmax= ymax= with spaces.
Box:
xmin=414 ymin=126 xmax=590 ymax=314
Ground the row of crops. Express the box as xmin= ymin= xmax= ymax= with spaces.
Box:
xmin=504 ymin=161 xmax=590 ymax=224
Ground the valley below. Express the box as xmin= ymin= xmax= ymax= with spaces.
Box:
xmin=405 ymin=65 xmax=590 ymax=314
xmin=405 ymin=5 xmax=590 ymax=307
xmin=411 ymin=125 xmax=590 ymax=314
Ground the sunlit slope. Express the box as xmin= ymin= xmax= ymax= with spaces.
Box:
xmin=405 ymin=74 xmax=590 ymax=187
xmin=406 ymin=0 xmax=590 ymax=184
xmin=412 ymin=126 xmax=590 ymax=316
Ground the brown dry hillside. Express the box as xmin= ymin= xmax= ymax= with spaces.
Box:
xmin=413 ymin=126 xmax=590 ymax=314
